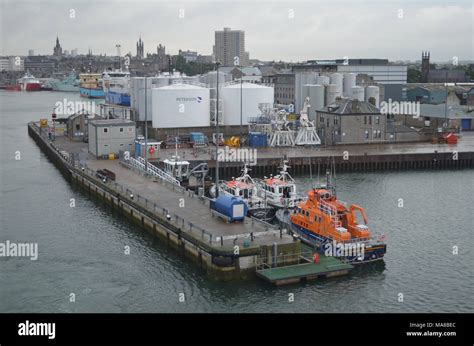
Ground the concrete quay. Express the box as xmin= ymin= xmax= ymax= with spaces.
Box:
xmin=28 ymin=122 xmax=302 ymax=282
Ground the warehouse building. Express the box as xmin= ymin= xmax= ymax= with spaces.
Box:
xmin=88 ymin=119 xmax=136 ymax=158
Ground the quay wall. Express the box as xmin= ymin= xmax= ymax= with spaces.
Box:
xmin=28 ymin=122 xmax=299 ymax=281
xmin=207 ymin=151 xmax=474 ymax=178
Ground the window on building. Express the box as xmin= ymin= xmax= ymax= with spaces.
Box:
xmin=375 ymin=116 xmax=380 ymax=125
xmin=103 ymin=128 xmax=108 ymax=133
xmin=369 ymin=116 xmax=372 ymax=125
xmin=364 ymin=116 xmax=367 ymax=125
xmin=119 ymin=128 xmax=124 ymax=132
xmin=327 ymin=119 xmax=330 ymax=127
xmin=365 ymin=130 xmax=369 ymax=139
xmin=75 ymin=124 xmax=80 ymax=130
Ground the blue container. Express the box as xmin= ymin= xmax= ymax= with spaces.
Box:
xmin=134 ymin=140 xmax=141 ymax=157
xmin=248 ymin=132 xmax=267 ymax=148
xmin=189 ymin=132 xmax=208 ymax=145
xmin=210 ymin=195 xmax=248 ymax=222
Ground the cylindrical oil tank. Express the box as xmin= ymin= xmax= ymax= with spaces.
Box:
xmin=221 ymin=83 xmax=274 ymax=126
xmin=199 ymin=71 xmax=231 ymax=88
xmin=365 ymin=86 xmax=380 ymax=107
xmin=305 ymin=84 xmax=325 ymax=121
xmin=326 ymin=84 xmax=342 ymax=105
xmin=351 ymin=86 xmax=365 ymax=101
xmin=343 ymin=73 xmax=357 ymax=97
xmin=210 ymin=195 xmax=248 ymax=222
xmin=330 ymin=73 xmax=343 ymax=94
xmin=151 ymin=83 xmax=210 ymax=128
xmin=130 ymin=77 xmax=146 ymax=121
xmin=316 ymin=75 xmax=330 ymax=86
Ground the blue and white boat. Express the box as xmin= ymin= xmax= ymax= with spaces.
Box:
xmin=102 ymin=69 xmax=130 ymax=106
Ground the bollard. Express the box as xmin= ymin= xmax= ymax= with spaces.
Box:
xmin=251 ymin=232 xmax=254 ymax=241
xmin=221 ymin=237 xmax=223 ymax=246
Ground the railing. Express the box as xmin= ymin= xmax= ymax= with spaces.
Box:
xmin=30 ymin=121 xmax=281 ymax=249
xmin=75 ymin=162 xmax=276 ymax=248
xmin=320 ymin=200 xmax=341 ymax=228
xmin=124 ymin=156 xmax=181 ymax=186
xmin=256 ymin=249 xmax=315 ymax=271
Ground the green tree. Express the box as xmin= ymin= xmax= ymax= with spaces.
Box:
xmin=407 ymin=68 xmax=422 ymax=83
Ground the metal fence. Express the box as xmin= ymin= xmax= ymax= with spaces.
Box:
xmin=31 ymin=122 xmax=283 ymax=248
xmin=256 ymin=249 xmax=315 ymax=271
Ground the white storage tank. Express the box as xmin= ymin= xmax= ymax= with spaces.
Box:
xmin=304 ymin=84 xmax=325 ymax=121
xmin=152 ymin=83 xmax=210 ymax=128
xmin=199 ymin=71 xmax=231 ymax=88
xmin=351 ymin=86 xmax=365 ymax=101
xmin=221 ymin=83 xmax=274 ymax=126
xmin=330 ymin=73 xmax=343 ymax=94
xmin=365 ymin=86 xmax=380 ymax=107
xmin=326 ymin=84 xmax=342 ymax=105
xmin=343 ymin=73 xmax=357 ymax=97
xmin=316 ymin=75 xmax=330 ymax=86
xmin=130 ymin=77 xmax=146 ymax=121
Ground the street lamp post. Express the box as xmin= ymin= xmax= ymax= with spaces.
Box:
xmin=240 ymin=66 xmax=243 ymax=139
xmin=215 ymin=62 xmax=220 ymax=197
xmin=144 ymin=77 xmax=148 ymax=173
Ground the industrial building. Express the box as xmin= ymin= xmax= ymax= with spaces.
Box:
xmin=88 ymin=119 xmax=136 ymax=158
xmin=316 ymin=99 xmax=386 ymax=145
xmin=151 ymin=83 xmax=210 ymax=129
xmin=275 ymin=71 xmax=381 ymax=116
xmin=405 ymin=85 xmax=474 ymax=106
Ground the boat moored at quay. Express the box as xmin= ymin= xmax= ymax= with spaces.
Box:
xmin=79 ymin=73 xmax=105 ymax=98
xmin=286 ymin=171 xmax=387 ymax=264
xmin=102 ymin=69 xmax=131 ymax=106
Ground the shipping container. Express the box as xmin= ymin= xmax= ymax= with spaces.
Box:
xmin=210 ymin=195 xmax=248 ymax=222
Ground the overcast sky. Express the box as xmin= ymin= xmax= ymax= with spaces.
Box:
xmin=0 ymin=0 xmax=472 ymax=62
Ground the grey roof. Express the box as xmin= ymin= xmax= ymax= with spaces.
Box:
xmin=406 ymin=84 xmax=471 ymax=93
xmin=219 ymin=66 xmax=262 ymax=76
xmin=319 ymin=99 xmax=380 ymax=114
xmin=259 ymin=66 xmax=278 ymax=76
xmin=420 ymin=104 xmax=474 ymax=119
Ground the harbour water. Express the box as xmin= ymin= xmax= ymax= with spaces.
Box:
xmin=1 ymin=91 xmax=473 ymax=313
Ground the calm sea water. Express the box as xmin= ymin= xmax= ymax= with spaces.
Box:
xmin=1 ymin=91 xmax=473 ymax=313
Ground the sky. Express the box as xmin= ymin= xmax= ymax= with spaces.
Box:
xmin=0 ymin=0 xmax=473 ymax=62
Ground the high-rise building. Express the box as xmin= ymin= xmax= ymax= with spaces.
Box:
xmin=213 ymin=27 xmax=249 ymax=67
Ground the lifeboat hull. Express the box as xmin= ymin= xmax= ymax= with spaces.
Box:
xmin=290 ymin=223 xmax=387 ymax=264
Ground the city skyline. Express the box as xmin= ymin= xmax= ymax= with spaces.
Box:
xmin=0 ymin=0 xmax=472 ymax=62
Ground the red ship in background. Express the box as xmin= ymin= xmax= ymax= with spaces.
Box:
xmin=4 ymin=72 xmax=42 ymax=91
